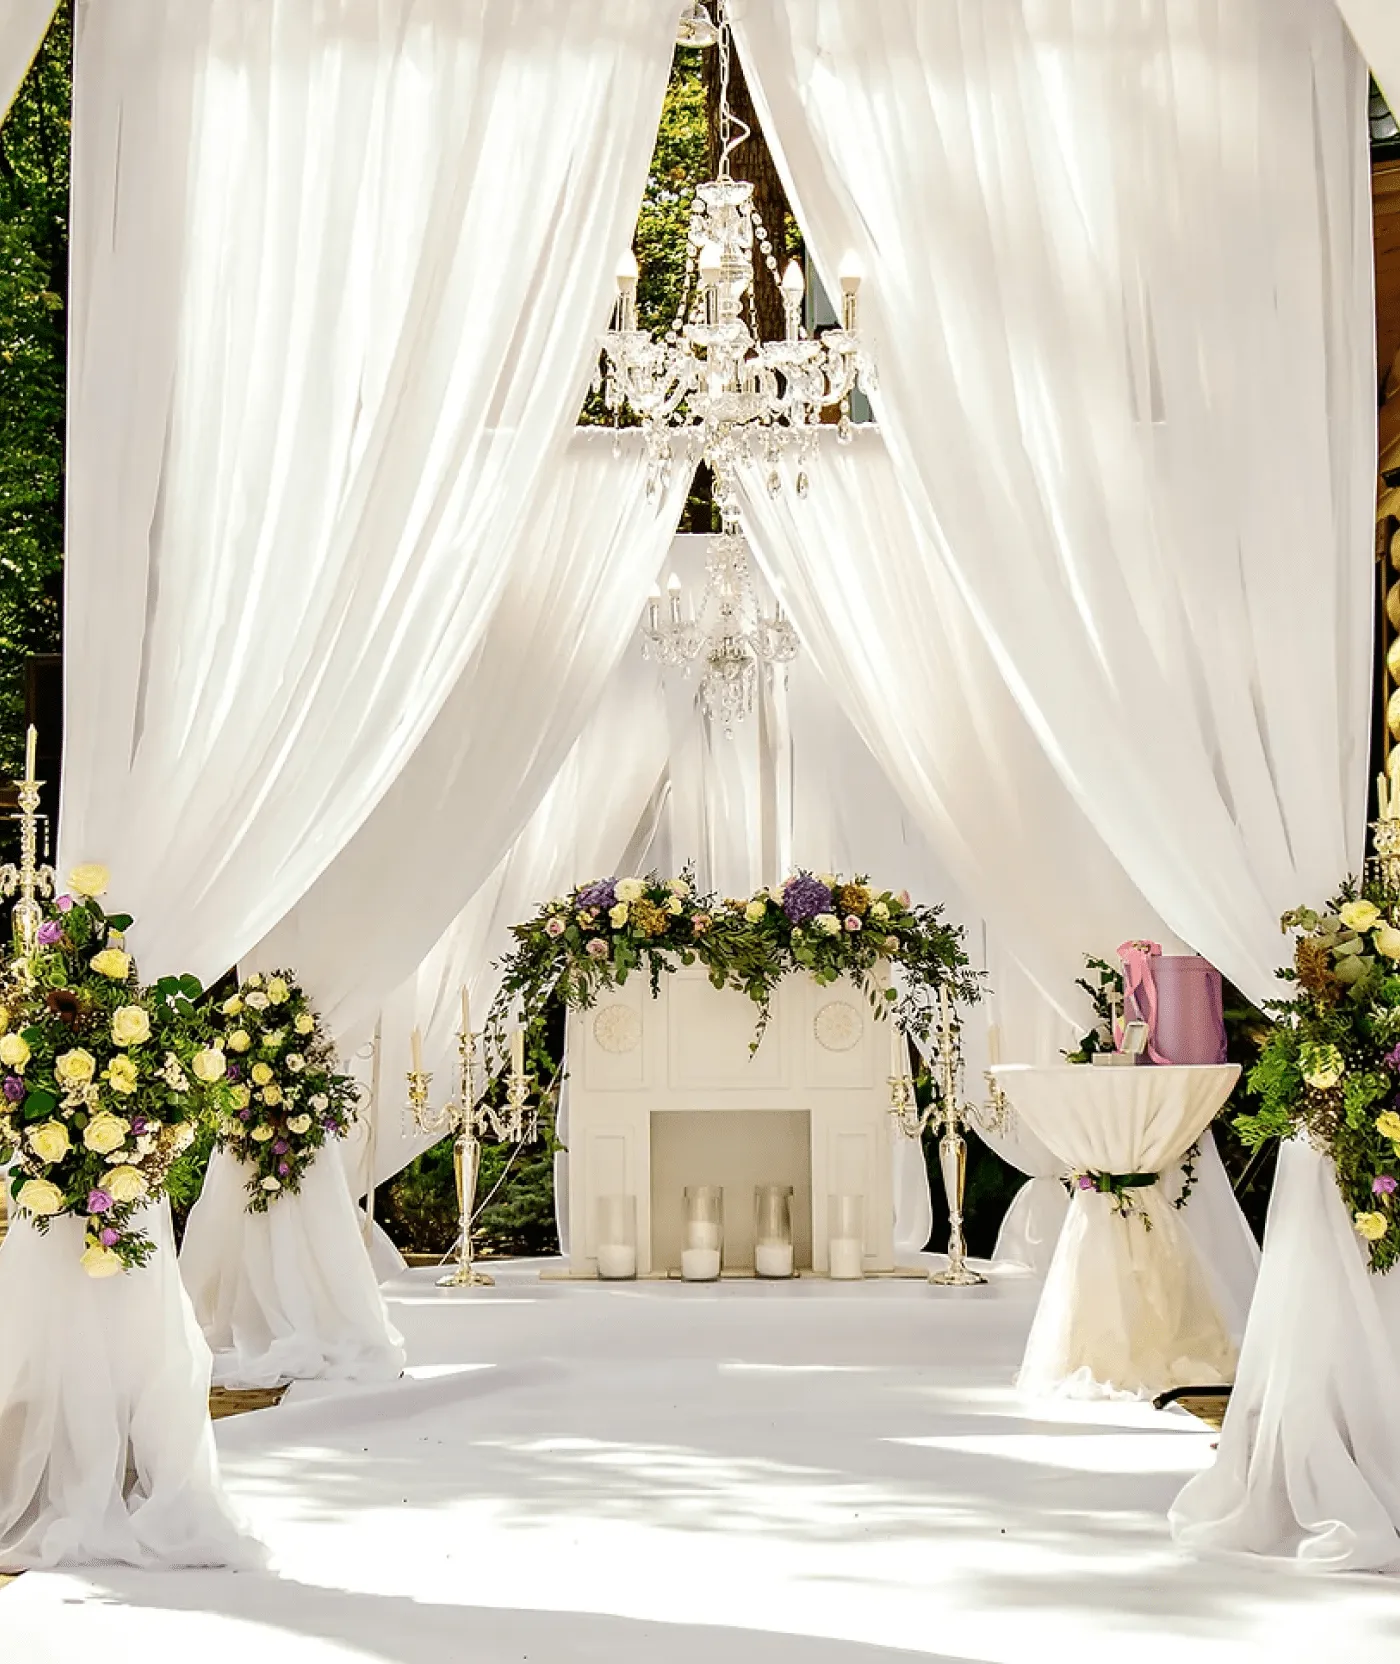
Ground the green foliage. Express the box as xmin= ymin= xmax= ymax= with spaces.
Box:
xmin=0 ymin=9 xmax=68 ymax=781
xmin=635 ymin=48 xmax=708 ymax=340
xmin=1063 ymin=956 xmax=1121 ymax=1063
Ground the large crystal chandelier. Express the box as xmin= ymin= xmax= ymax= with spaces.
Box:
xmin=597 ymin=0 xmax=874 ymax=500
xmin=644 ymin=506 xmax=798 ymax=738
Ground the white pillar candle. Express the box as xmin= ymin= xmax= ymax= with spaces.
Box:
xmin=681 ymin=1247 xmax=721 ymax=1281
xmin=410 ymin=1026 xmax=423 ymax=1074
xmin=828 ymin=1237 xmax=864 ymax=1280
xmin=596 ymin=1244 xmax=637 ymax=1280
xmin=754 ymin=1242 xmax=793 ymax=1278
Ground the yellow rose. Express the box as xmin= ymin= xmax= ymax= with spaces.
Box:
xmin=83 ymin=1111 xmax=130 ymax=1155
xmin=1340 ymin=900 xmax=1382 ymax=932
xmin=286 ymin=1114 xmax=312 ymax=1135
xmin=295 ymin=1014 xmax=315 ymax=1036
xmin=80 ymin=1241 xmax=124 ymax=1278
xmin=109 ymin=1005 xmax=151 ymax=1048
xmin=1376 ymin=924 xmax=1400 ymax=961
xmin=609 ymin=902 xmax=630 ymax=927
xmin=103 ymin=1055 xmax=139 ymax=1096
xmin=222 ymin=996 xmax=244 ymax=1017
xmin=744 ymin=899 xmax=767 ymax=922
xmin=17 ymin=1177 xmax=64 ymax=1216
xmin=230 ymin=1084 xmax=251 ymax=1109
xmin=27 ymin=1120 xmax=70 ymax=1164
xmin=228 ymin=1030 xmax=251 ymax=1054
xmin=668 ymin=878 xmax=690 ymax=898
xmin=870 ymin=900 xmax=890 ymax=921
xmin=250 ymin=1124 xmax=275 ymax=1143
xmin=191 ymin=1047 xmax=227 ymax=1083
xmin=56 ymin=1048 xmax=97 ymax=1087
xmin=665 ymin=895 xmax=683 ymax=915
xmin=261 ymin=1084 xmax=283 ymax=1107
xmin=250 ymin=1062 xmax=274 ymax=1086
xmin=246 ymin=973 xmax=264 ymax=988
xmin=1355 ymin=1211 xmax=1389 ymax=1242
xmin=0 ymin=1032 xmax=30 ymax=1069
xmin=67 ymin=863 xmax=110 ymax=898
xmin=266 ymin=977 xmax=290 ymax=1005
xmin=90 ymin=948 xmax=131 ymax=980
xmin=1375 ymin=1110 xmax=1400 ymax=1142
xmin=103 ymin=1165 xmax=148 ymax=1205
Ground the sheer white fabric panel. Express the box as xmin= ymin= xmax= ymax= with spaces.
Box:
xmin=737 ymin=432 xmax=1170 ymax=1030
xmin=0 ymin=0 xmax=55 ymax=121
xmin=0 ymin=1204 xmax=263 ymax=1572
xmin=62 ymin=0 xmax=679 ymax=983
xmin=252 ymin=431 xmax=690 ymax=1043
xmin=180 ymin=1147 xmax=406 ymax=1389
xmin=1172 ymin=1142 xmax=1400 ymax=1570
xmin=735 ymin=0 xmax=1373 ymax=1011
xmin=1336 ymin=0 xmax=1400 ymax=107
xmin=367 ymin=649 xmax=671 ymax=1190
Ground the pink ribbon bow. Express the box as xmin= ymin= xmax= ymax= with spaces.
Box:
xmin=1117 ymin=939 xmax=1169 ymax=1064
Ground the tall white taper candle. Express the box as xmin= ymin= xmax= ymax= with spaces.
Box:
xmin=411 ymin=1026 xmax=423 ymax=1074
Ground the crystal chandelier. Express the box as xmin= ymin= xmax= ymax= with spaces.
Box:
xmin=644 ymin=510 xmax=799 ymax=737
xmin=597 ymin=0 xmax=874 ymax=500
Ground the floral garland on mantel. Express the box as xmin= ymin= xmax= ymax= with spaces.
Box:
xmin=485 ymin=869 xmax=982 ymax=1068
xmin=0 ymin=865 xmax=230 ymax=1275
xmin=1236 ymin=888 xmax=1400 ymax=1274
xmin=208 ymin=971 xmax=359 ymax=1211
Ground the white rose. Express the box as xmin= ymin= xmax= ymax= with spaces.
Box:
xmin=110 ymin=1005 xmax=151 ymax=1048
xmin=870 ymin=901 xmax=889 ymax=921
xmin=245 ymin=991 xmax=269 ymax=1011
xmin=67 ymin=863 xmax=110 ymax=898
xmin=103 ymin=1165 xmax=148 ymax=1205
xmin=665 ymin=896 xmax=683 ymax=916
xmin=90 ymin=948 xmax=131 ymax=980
xmin=1340 ymin=900 xmax=1382 ymax=932
xmin=295 ymin=1014 xmax=315 ymax=1036
xmin=251 ymin=1125 xmax=275 ymax=1143
xmin=286 ymin=1114 xmax=313 ymax=1135
xmin=745 ymin=899 xmax=767 ymax=922
xmin=191 ymin=1047 xmax=227 ymax=1083
xmin=1376 ymin=923 xmax=1400 ymax=961
xmin=614 ymin=878 xmax=646 ymax=904
xmin=287 ymin=1054 xmax=305 ymax=1073
xmin=260 ymin=1176 xmax=282 ymax=1192
xmin=17 ymin=1178 xmax=64 ymax=1216
xmin=80 ymin=1242 xmax=124 ymax=1278
xmin=668 ymin=878 xmax=690 ymax=898
xmin=27 ymin=1121 xmax=70 ymax=1164
xmin=818 ymin=873 xmax=838 ymax=888
xmin=227 ymin=1031 xmax=251 ymax=1054
xmin=0 ymin=1033 xmax=30 ymax=1069
xmin=56 ymin=1049 xmax=97 ymax=1087
xmin=814 ymin=913 xmax=842 ymax=936
xmin=310 ymin=1094 xmax=329 ymax=1112
xmin=266 ymin=977 xmax=290 ymax=1005
xmin=609 ymin=902 xmax=630 ymax=927
xmin=83 ymin=1111 xmax=130 ymax=1155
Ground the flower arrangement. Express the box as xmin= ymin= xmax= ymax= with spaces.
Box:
xmin=486 ymin=868 xmax=979 ymax=1068
xmin=208 ymin=970 xmax=359 ymax=1210
xmin=1236 ymin=889 xmax=1400 ymax=1273
xmin=0 ymin=865 xmax=230 ymax=1275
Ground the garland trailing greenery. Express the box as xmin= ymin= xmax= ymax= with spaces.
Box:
xmin=0 ymin=864 xmax=231 ymax=1273
xmin=484 ymin=868 xmax=982 ymax=1069
xmin=208 ymin=971 xmax=360 ymax=1212
xmin=1235 ymin=885 xmax=1400 ymax=1273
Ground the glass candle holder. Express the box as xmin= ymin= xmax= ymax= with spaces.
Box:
xmin=828 ymin=1194 xmax=865 ymax=1280
xmin=595 ymin=1194 xmax=637 ymax=1280
xmin=682 ymin=1185 xmax=724 ymax=1281
xmin=754 ymin=1183 xmax=795 ymax=1278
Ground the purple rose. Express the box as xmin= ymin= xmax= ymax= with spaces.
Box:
xmin=1374 ymin=1175 xmax=1398 ymax=1196
xmin=273 ymin=1140 xmax=288 ymax=1155
xmin=1077 ymin=1175 xmax=1096 ymax=1191
xmin=844 ymin=914 xmax=862 ymax=933
xmin=99 ymin=1227 xmax=119 ymax=1247
xmin=278 ymin=1161 xmax=290 ymax=1176
xmin=239 ymin=1107 xmax=251 ymax=1121
xmin=37 ymin=920 xmax=64 ymax=946
xmin=1387 ymin=1044 xmax=1400 ymax=1072
xmin=576 ymin=878 xmax=618 ymax=911
xmin=87 ymin=1189 xmax=113 ymax=1214
xmin=545 ymin=917 xmax=566 ymax=939
xmin=130 ymin=1116 xmax=147 ymax=1135
xmin=227 ymin=1062 xmax=242 ymax=1082
xmin=55 ymin=894 xmax=74 ymax=913
xmin=2 ymin=1075 xmax=24 ymax=1103
xmin=782 ymin=874 xmax=833 ymax=926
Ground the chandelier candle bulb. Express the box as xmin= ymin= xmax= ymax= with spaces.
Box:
xmin=839 ymin=263 xmax=861 ymax=332
xmin=668 ymin=572 xmax=683 ymax=624
xmin=510 ymin=1027 xmax=524 ymax=1079
xmin=648 ymin=586 xmax=661 ymax=631
xmin=411 ymin=1025 xmax=423 ymax=1075
xmin=987 ymin=1024 xmax=1001 ymax=1067
xmin=24 ymin=723 xmax=36 ymax=781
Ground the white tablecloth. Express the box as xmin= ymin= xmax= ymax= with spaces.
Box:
xmin=992 ymin=1064 xmax=1239 ymax=1398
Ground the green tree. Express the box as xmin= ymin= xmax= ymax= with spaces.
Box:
xmin=0 ymin=7 xmax=69 ymax=780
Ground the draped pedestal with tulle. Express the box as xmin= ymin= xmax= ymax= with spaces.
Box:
xmin=0 ymin=1202 xmax=262 ymax=1572
xmin=180 ymin=1147 xmax=405 ymax=1389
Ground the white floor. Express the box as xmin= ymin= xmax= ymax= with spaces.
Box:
xmin=5 ymin=1258 xmax=1398 ymax=1663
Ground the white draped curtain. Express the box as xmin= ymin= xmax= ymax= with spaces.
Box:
xmin=61 ymin=0 xmax=681 ymax=985
xmin=1336 ymin=0 xmax=1400 ymax=107
xmin=0 ymin=0 xmax=54 ymax=121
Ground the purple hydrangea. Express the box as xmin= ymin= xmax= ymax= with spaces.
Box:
xmin=782 ymin=874 xmax=833 ymax=925
xmin=37 ymin=920 xmax=64 ymax=946
xmin=239 ymin=1107 xmax=252 ymax=1121
xmin=576 ymin=878 xmax=618 ymax=911
xmin=1387 ymin=1043 xmax=1400 ymax=1072
xmin=273 ymin=1140 xmax=288 ymax=1155
xmin=87 ymin=1189 xmax=113 ymax=1214
xmin=227 ymin=1063 xmax=242 ymax=1082
xmin=1374 ymin=1175 xmax=1398 ymax=1196
xmin=2 ymin=1075 xmax=24 ymax=1103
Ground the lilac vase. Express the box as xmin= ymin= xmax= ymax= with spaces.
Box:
xmin=1151 ymin=956 xmax=1227 ymax=1065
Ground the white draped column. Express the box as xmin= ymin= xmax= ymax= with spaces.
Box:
xmin=1336 ymin=0 xmax=1400 ymax=107
xmin=0 ymin=0 xmax=54 ymax=121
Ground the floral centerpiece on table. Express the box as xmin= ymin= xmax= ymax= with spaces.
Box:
xmin=1236 ymin=888 xmax=1400 ymax=1273
xmin=486 ymin=868 xmax=979 ymax=1069
xmin=208 ymin=971 xmax=359 ymax=1211
xmin=0 ymin=865 xmax=231 ymax=1275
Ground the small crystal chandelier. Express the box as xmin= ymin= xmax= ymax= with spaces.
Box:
xmin=597 ymin=0 xmax=874 ymax=500
xmin=644 ymin=509 xmax=799 ymax=737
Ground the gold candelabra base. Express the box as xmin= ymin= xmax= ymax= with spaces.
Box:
xmin=927 ymin=1125 xmax=986 ymax=1288
xmin=437 ymin=1263 xmax=494 ymax=1289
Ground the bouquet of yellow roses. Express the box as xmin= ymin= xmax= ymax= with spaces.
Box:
xmin=209 ymin=970 xmax=359 ymax=1211
xmin=0 ymin=865 xmax=231 ymax=1275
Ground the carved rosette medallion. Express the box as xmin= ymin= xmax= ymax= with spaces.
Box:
xmin=592 ymin=1004 xmax=642 ymax=1054
xmin=814 ymin=1000 xmax=863 ymax=1053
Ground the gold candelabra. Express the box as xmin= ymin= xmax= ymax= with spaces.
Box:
xmin=0 ymin=725 xmax=56 ymax=955
xmin=406 ymin=1009 xmax=534 ymax=1289
xmin=1373 ymin=772 xmax=1400 ymax=895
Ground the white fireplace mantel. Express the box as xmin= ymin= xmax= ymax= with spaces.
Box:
xmin=564 ymin=964 xmax=896 ymax=1275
